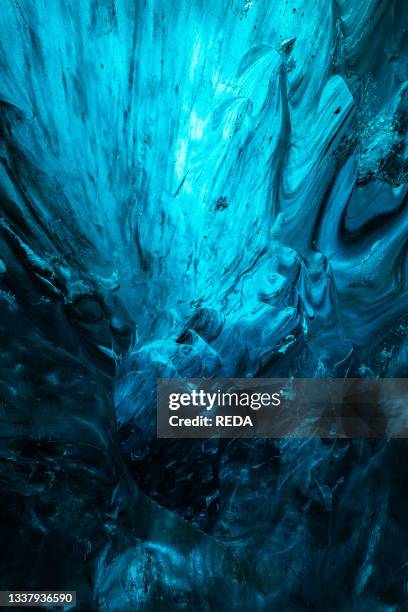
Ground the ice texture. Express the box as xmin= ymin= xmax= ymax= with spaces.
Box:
xmin=0 ymin=0 xmax=407 ymax=609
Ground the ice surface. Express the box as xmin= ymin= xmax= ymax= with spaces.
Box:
xmin=0 ymin=0 xmax=407 ymax=609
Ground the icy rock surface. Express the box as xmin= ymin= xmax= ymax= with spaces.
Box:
xmin=0 ymin=0 xmax=407 ymax=609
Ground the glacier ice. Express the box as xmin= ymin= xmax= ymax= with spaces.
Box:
xmin=0 ymin=0 xmax=407 ymax=609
